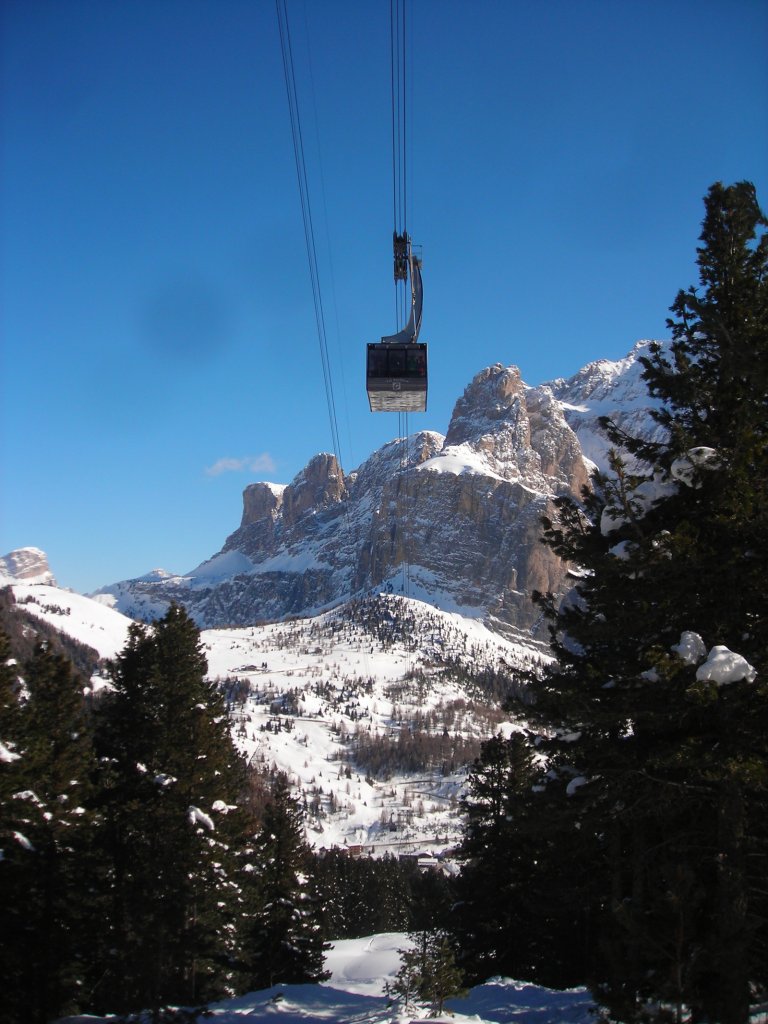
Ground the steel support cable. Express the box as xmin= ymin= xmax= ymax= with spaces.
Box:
xmin=300 ymin=0 xmax=356 ymax=474
xmin=390 ymin=0 xmax=408 ymax=239
xmin=391 ymin=0 xmax=410 ymax=331
xmin=276 ymin=0 xmax=343 ymax=466
xmin=390 ymin=0 xmax=400 ymax=242
xmin=402 ymin=0 xmax=410 ymax=335
xmin=403 ymin=411 xmax=412 ymax=601
xmin=391 ymin=0 xmax=413 ymax=602
xmin=276 ymin=0 xmax=372 ymax=656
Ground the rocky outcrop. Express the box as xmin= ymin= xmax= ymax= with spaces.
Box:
xmin=241 ymin=481 xmax=284 ymax=528
xmin=445 ymin=364 xmax=590 ymax=494
xmin=361 ymin=364 xmax=592 ymax=630
xmin=0 ymin=547 xmax=57 ymax=586
xmin=281 ymin=453 xmax=347 ymax=529
xmin=96 ymin=343 xmax=662 ymax=636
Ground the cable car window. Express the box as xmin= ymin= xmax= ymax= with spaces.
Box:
xmin=388 ymin=349 xmax=406 ymax=374
xmin=367 ymin=348 xmax=388 ymax=376
xmin=406 ymin=348 xmax=426 ymax=376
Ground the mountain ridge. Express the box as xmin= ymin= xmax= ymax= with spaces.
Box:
xmin=89 ymin=340 xmax=662 ymax=633
xmin=3 ymin=342 xmax=663 ymax=637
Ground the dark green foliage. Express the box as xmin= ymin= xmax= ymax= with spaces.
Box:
xmin=417 ymin=931 xmax=466 ymax=1014
xmin=348 ymin=726 xmax=481 ymax=779
xmin=313 ymin=849 xmax=455 ymax=939
xmin=0 ymin=625 xmax=32 ymax=1024
xmin=0 ymin=625 xmax=22 ymax=773
xmin=453 ymin=731 xmax=590 ymax=988
xmin=531 ymin=182 xmax=768 ymax=1023
xmin=92 ymin=604 xmax=249 ymax=1015
xmin=0 ymin=585 xmax=102 ymax=680
xmin=0 ymin=639 xmax=102 ymax=1024
xmin=387 ymin=930 xmax=465 ymax=1015
xmin=314 ymin=848 xmax=411 ymax=937
xmin=239 ymin=772 xmax=329 ymax=990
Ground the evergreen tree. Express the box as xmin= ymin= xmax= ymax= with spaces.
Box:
xmin=0 ymin=626 xmax=28 ymax=1024
xmin=93 ymin=604 xmax=248 ymax=1015
xmin=454 ymin=733 xmax=535 ymax=983
xmin=313 ymin=849 xmax=453 ymax=940
xmin=420 ymin=931 xmax=466 ymax=1015
xmin=0 ymin=641 xmax=101 ymax=1024
xmin=0 ymin=624 xmax=22 ymax=792
xmin=532 ymin=182 xmax=768 ymax=1022
xmin=240 ymin=772 xmax=329 ymax=990
xmin=388 ymin=930 xmax=465 ymax=1016
xmin=454 ymin=731 xmax=589 ymax=987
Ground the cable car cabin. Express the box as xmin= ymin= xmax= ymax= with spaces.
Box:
xmin=367 ymin=342 xmax=428 ymax=412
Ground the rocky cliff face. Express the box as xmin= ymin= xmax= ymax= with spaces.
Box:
xmin=95 ymin=343 xmax=662 ymax=637
xmin=0 ymin=547 xmax=57 ymax=586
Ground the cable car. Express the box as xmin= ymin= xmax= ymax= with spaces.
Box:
xmin=367 ymin=236 xmax=427 ymax=412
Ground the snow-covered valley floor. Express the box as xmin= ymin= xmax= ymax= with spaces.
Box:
xmin=57 ymin=933 xmax=596 ymax=1024
xmin=13 ymin=585 xmax=544 ymax=853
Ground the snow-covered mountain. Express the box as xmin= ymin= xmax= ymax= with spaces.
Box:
xmin=3 ymin=341 xmax=665 ymax=850
xmin=93 ymin=341 xmax=663 ymax=636
xmin=546 ymin=339 xmax=666 ymax=471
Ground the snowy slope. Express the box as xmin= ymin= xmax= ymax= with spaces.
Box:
xmin=5 ymin=578 xmax=540 ymax=853
xmin=204 ymin=933 xmax=595 ymax=1024
xmin=204 ymin=595 xmax=544 ymax=853
xmin=10 ymin=583 xmax=133 ymax=660
xmin=54 ymin=933 xmax=596 ymax=1024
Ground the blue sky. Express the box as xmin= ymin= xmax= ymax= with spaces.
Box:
xmin=2 ymin=0 xmax=766 ymax=595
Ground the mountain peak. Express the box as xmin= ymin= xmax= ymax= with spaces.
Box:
xmin=446 ymin=363 xmax=524 ymax=443
xmin=545 ymin=339 xmax=667 ymax=471
xmin=440 ymin=362 xmax=588 ymax=495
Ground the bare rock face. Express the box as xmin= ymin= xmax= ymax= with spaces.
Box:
xmin=350 ymin=364 xmax=591 ymax=633
xmin=281 ymin=453 xmax=347 ymax=529
xmin=234 ymin=482 xmax=285 ymax=565
xmin=99 ymin=344 xmax=662 ymax=638
xmin=445 ymin=363 xmax=590 ymax=494
xmin=0 ymin=547 xmax=57 ymax=586
xmin=241 ymin=482 xmax=284 ymax=528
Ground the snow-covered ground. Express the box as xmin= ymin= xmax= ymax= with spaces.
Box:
xmin=55 ymin=933 xmax=596 ymax=1024
xmin=11 ymin=583 xmax=133 ymax=660
xmin=201 ymin=598 xmax=539 ymax=853
xmin=9 ymin=583 xmax=539 ymax=853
